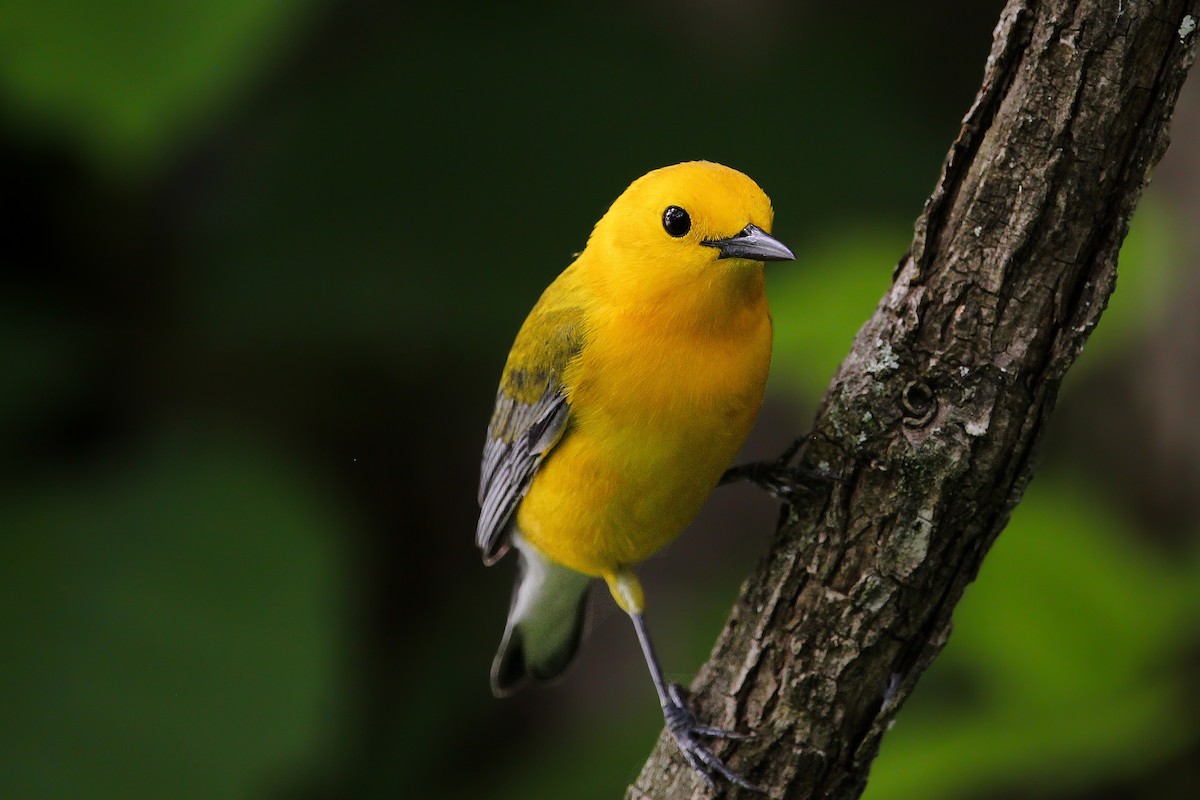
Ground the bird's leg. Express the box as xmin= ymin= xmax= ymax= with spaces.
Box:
xmin=721 ymin=432 xmax=842 ymax=502
xmin=607 ymin=570 xmax=762 ymax=793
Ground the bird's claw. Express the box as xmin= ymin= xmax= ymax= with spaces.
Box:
xmin=663 ymin=684 xmax=762 ymax=793
xmin=715 ymin=434 xmax=830 ymax=503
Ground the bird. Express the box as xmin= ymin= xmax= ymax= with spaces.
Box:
xmin=476 ymin=160 xmax=794 ymax=789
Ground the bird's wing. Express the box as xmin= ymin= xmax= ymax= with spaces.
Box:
xmin=477 ymin=304 xmax=585 ymax=564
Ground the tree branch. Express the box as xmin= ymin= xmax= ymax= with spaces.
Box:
xmin=628 ymin=1 xmax=1199 ymax=797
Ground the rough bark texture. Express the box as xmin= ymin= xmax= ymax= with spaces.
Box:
xmin=628 ymin=1 xmax=1199 ymax=798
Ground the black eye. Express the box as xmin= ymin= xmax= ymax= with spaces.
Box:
xmin=662 ymin=206 xmax=691 ymax=237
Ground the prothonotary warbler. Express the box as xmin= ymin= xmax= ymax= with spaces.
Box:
xmin=476 ymin=160 xmax=795 ymax=789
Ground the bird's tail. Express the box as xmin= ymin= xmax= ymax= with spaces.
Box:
xmin=491 ymin=539 xmax=592 ymax=697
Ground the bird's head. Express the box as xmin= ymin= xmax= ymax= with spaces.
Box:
xmin=583 ymin=161 xmax=794 ymax=307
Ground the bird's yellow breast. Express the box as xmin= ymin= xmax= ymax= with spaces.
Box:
xmin=516 ymin=268 xmax=772 ymax=577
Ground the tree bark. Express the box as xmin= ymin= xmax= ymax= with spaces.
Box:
xmin=628 ymin=1 xmax=1199 ymax=798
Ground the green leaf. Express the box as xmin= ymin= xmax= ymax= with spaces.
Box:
xmin=0 ymin=428 xmax=344 ymax=799
xmin=0 ymin=0 xmax=317 ymax=174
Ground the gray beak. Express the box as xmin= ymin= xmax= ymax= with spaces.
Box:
xmin=701 ymin=224 xmax=795 ymax=262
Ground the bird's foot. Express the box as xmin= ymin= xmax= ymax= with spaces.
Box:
xmin=720 ymin=433 xmax=829 ymax=502
xmin=662 ymin=683 xmax=762 ymax=793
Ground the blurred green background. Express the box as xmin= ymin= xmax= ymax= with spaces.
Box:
xmin=2 ymin=2 xmax=1198 ymax=798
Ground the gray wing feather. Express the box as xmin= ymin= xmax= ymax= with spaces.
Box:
xmin=476 ymin=389 xmax=570 ymax=564
xmin=477 ymin=296 xmax=583 ymax=565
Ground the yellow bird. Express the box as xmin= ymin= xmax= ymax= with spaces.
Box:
xmin=477 ymin=160 xmax=794 ymax=788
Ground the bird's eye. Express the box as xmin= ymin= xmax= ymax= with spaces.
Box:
xmin=662 ymin=206 xmax=691 ymax=237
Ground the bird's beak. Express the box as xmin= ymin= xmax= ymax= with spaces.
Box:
xmin=702 ymin=224 xmax=795 ymax=262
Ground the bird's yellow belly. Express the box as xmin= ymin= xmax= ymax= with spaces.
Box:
xmin=516 ymin=316 xmax=770 ymax=577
